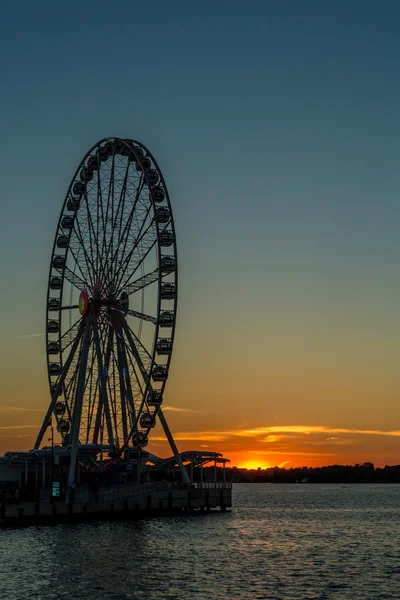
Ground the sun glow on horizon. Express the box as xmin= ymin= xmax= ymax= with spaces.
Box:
xmin=237 ymin=459 xmax=271 ymax=470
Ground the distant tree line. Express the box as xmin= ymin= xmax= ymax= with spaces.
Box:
xmin=205 ymin=463 xmax=400 ymax=484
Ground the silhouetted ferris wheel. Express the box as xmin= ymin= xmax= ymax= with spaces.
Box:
xmin=35 ymin=138 xmax=178 ymax=483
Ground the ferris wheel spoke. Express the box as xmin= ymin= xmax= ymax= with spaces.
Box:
xmin=64 ymin=244 xmax=93 ymax=291
xmin=92 ymin=319 xmax=114 ymax=447
xmin=124 ymin=322 xmax=153 ymax=368
xmin=60 ymin=317 xmax=83 ymax=352
xmin=113 ymin=218 xmax=157 ymax=293
xmin=125 ymin=308 xmax=158 ymax=325
xmin=64 ymin=266 xmax=88 ymax=290
xmin=70 ymin=226 xmax=96 ymax=291
xmin=122 ymin=321 xmax=151 ymax=386
xmin=120 ymin=268 xmax=159 ymax=297
xmin=112 ymin=199 xmax=154 ymax=289
xmin=98 ymin=153 xmax=116 ymax=289
xmin=120 ymin=341 xmax=150 ymax=452
xmin=109 ymin=175 xmax=145 ymax=291
xmin=86 ymin=357 xmax=99 ymax=443
xmin=73 ymin=217 xmax=99 ymax=290
xmin=82 ymin=188 xmax=102 ymax=283
xmin=83 ymin=346 xmax=97 ymax=442
xmin=116 ymin=329 xmax=137 ymax=436
xmin=108 ymin=157 xmax=132 ymax=286
xmin=123 ymin=333 xmax=146 ymax=412
xmin=115 ymin=215 xmax=173 ymax=296
xmin=106 ymin=188 xmax=150 ymax=294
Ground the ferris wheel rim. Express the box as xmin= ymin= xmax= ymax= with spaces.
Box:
xmin=40 ymin=137 xmax=178 ymax=451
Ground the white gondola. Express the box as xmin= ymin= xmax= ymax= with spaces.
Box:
xmin=52 ymin=255 xmax=66 ymax=269
xmin=152 ymin=365 xmax=168 ymax=381
xmin=57 ymin=235 xmax=69 ymax=249
xmin=160 ymin=256 xmax=176 ymax=273
xmin=61 ymin=215 xmax=74 ymax=229
xmin=55 ymin=401 xmax=65 ymax=416
xmin=145 ymin=169 xmax=159 ymax=186
xmin=161 ymin=283 xmax=176 ymax=300
xmin=47 ymin=342 xmax=60 ymax=355
xmin=135 ymin=157 xmax=151 ymax=171
xmin=140 ymin=413 xmax=156 ymax=429
xmin=47 ymin=320 xmax=60 ymax=333
xmin=58 ymin=419 xmax=70 ymax=433
xmin=135 ymin=432 xmax=148 ymax=448
xmin=73 ymin=181 xmax=86 ymax=195
xmin=156 ymin=338 xmax=172 ymax=355
xmin=49 ymin=363 xmax=61 ymax=375
xmin=147 ymin=390 xmax=163 ymax=407
xmin=159 ymin=231 xmax=174 ymax=247
xmin=50 ymin=276 xmax=62 ymax=290
xmin=51 ymin=383 xmax=62 ymax=397
xmin=156 ymin=207 xmax=170 ymax=224
xmin=48 ymin=298 xmax=61 ymax=311
xmin=152 ymin=186 xmax=165 ymax=202
xmin=67 ymin=197 xmax=80 ymax=212
xmin=87 ymin=156 xmax=99 ymax=171
xmin=159 ymin=311 xmax=175 ymax=327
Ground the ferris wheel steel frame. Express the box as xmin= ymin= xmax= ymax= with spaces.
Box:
xmin=35 ymin=137 xmax=190 ymax=487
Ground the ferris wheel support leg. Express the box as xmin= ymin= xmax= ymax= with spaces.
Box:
xmin=34 ymin=322 xmax=85 ymax=450
xmin=115 ymin=333 xmax=129 ymax=441
xmin=67 ymin=315 xmax=94 ymax=489
xmin=93 ymin=320 xmax=115 ymax=447
xmin=117 ymin=328 xmax=138 ymax=431
xmin=158 ymin=408 xmax=191 ymax=485
xmin=92 ymin=324 xmax=114 ymax=444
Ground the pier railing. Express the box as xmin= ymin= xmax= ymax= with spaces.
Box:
xmin=73 ymin=480 xmax=232 ymax=505
xmin=192 ymin=482 xmax=232 ymax=490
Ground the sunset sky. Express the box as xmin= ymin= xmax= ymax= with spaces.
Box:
xmin=0 ymin=1 xmax=400 ymax=468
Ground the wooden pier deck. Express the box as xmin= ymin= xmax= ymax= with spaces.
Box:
xmin=0 ymin=481 xmax=232 ymax=526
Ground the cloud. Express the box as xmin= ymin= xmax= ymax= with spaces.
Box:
xmin=162 ymin=406 xmax=198 ymax=413
xmin=8 ymin=333 xmax=45 ymax=340
xmin=278 ymin=461 xmax=290 ymax=468
xmin=249 ymin=450 xmax=334 ymax=457
xmin=263 ymin=435 xmax=291 ymax=443
xmin=0 ymin=425 xmax=39 ymax=430
xmin=0 ymin=405 xmax=43 ymax=413
xmin=233 ymin=425 xmax=400 ymax=438
xmin=152 ymin=433 xmax=225 ymax=442
xmin=157 ymin=425 xmax=400 ymax=444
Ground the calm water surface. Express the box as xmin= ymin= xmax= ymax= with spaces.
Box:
xmin=0 ymin=484 xmax=399 ymax=599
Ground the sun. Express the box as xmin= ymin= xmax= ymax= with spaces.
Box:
xmin=238 ymin=459 xmax=270 ymax=470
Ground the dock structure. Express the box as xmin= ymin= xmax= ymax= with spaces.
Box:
xmin=0 ymin=447 xmax=231 ymax=526
xmin=1 ymin=481 xmax=232 ymax=526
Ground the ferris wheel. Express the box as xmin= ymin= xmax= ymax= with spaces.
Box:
xmin=34 ymin=137 xmax=181 ymax=485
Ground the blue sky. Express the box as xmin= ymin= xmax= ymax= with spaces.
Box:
xmin=0 ymin=0 xmax=399 ymax=465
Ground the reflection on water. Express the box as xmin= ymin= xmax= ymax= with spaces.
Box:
xmin=0 ymin=484 xmax=400 ymax=599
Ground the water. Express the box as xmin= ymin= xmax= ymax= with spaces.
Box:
xmin=0 ymin=484 xmax=399 ymax=599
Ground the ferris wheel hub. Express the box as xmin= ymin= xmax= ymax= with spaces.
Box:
xmin=79 ymin=290 xmax=89 ymax=315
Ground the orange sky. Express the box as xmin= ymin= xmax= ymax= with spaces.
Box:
xmin=1 ymin=329 xmax=399 ymax=468
xmin=1 ymin=388 xmax=399 ymax=468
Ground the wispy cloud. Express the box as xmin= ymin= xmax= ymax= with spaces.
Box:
xmin=278 ymin=461 xmax=290 ymax=468
xmin=0 ymin=425 xmax=39 ymax=430
xmin=152 ymin=433 xmax=225 ymax=442
xmin=263 ymin=435 xmax=291 ymax=443
xmin=0 ymin=405 xmax=43 ymax=413
xmin=155 ymin=425 xmax=400 ymax=443
xmin=162 ymin=406 xmax=198 ymax=413
xmin=239 ymin=425 xmax=400 ymax=438
xmin=8 ymin=333 xmax=45 ymax=340
xmin=249 ymin=450 xmax=334 ymax=457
